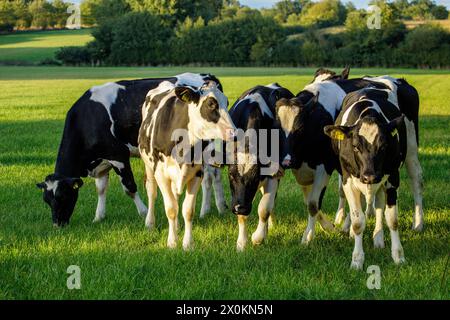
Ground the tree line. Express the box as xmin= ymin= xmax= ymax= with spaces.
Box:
xmin=1 ymin=0 xmax=449 ymax=68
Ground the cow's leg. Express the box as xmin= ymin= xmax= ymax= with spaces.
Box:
xmin=252 ymin=178 xmax=278 ymax=245
xmin=343 ymin=179 xmax=365 ymax=270
xmin=302 ymin=165 xmax=334 ymax=244
xmin=373 ymin=186 xmax=385 ymax=249
xmin=199 ymin=169 xmax=212 ymax=219
xmin=93 ymin=173 xmax=109 ymax=223
xmin=212 ymin=168 xmax=227 ymax=214
xmin=155 ymin=171 xmax=178 ymax=249
xmin=404 ymin=118 xmax=424 ymax=232
xmin=385 ymin=176 xmax=405 ymax=264
xmin=110 ymin=159 xmax=147 ymax=217
xmin=144 ymin=168 xmax=157 ymax=230
xmin=182 ymin=177 xmax=201 ymax=250
xmin=236 ymin=214 xmax=248 ymax=251
xmin=335 ymin=174 xmax=347 ymax=226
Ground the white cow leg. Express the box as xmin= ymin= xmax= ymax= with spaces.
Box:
xmin=308 ymin=166 xmax=334 ymax=237
xmin=182 ymin=177 xmax=201 ymax=250
xmin=236 ymin=214 xmax=248 ymax=251
xmin=252 ymin=178 xmax=278 ymax=245
xmin=301 ymin=185 xmax=315 ymax=244
xmin=343 ymin=180 xmax=365 ymax=270
xmin=144 ymin=169 xmax=157 ymax=230
xmin=385 ymin=203 xmax=405 ymax=264
xmin=335 ymin=174 xmax=347 ymax=225
xmin=155 ymin=171 xmax=178 ymax=249
xmin=199 ymin=171 xmax=212 ymax=219
xmin=212 ymin=169 xmax=227 ymax=214
xmin=373 ymin=187 xmax=385 ymax=249
xmin=93 ymin=173 xmax=109 ymax=223
xmin=404 ymin=121 xmax=424 ymax=232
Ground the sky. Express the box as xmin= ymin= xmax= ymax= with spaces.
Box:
xmin=240 ymin=0 xmax=450 ymax=9
xmin=69 ymin=0 xmax=450 ymax=9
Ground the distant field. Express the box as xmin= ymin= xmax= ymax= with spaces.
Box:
xmin=0 ymin=66 xmax=448 ymax=299
xmin=404 ymin=19 xmax=450 ymax=30
xmin=0 ymin=29 xmax=93 ymax=64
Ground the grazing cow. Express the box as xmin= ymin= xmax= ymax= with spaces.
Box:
xmin=324 ymin=86 xmax=408 ymax=269
xmin=37 ymin=73 xmax=225 ymax=227
xmin=138 ymin=81 xmax=235 ymax=249
xmin=227 ymin=84 xmax=294 ymax=251
xmin=306 ymin=68 xmax=423 ymax=232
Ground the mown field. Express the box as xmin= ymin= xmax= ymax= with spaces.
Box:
xmin=0 ymin=29 xmax=93 ymax=64
xmin=0 ymin=66 xmax=449 ymax=300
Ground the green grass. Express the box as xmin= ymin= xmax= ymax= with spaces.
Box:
xmin=0 ymin=29 xmax=93 ymax=64
xmin=0 ymin=66 xmax=449 ymax=299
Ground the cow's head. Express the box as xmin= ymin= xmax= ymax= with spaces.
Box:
xmin=175 ymin=81 xmax=235 ymax=141
xmin=37 ymin=174 xmax=83 ymax=227
xmin=275 ymin=95 xmax=318 ymax=169
xmin=313 ymin=66 xmax=350 ymax=83
xmin=324 ymin=115 xmax=404 ymax=184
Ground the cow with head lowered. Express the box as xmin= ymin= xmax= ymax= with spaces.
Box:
xmin=307 ymin=68 xmax=423 ymax=232
xmin=324 ymin=86 xmax=408 ymax=269
xmin=226 ymin=84 xmax=294 ymax=251
xmin=37 ymin=73 xmax=226 ymax=227
xmin=138 ymin=81 xmax=235 ymax=250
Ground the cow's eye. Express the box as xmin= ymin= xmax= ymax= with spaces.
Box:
xmin=208 ymin=101 xmax=217 ymax=110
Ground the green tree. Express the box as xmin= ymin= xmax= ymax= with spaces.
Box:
xmin=299 ymin=0 xmax=346 ymax=28
xmin=431 ymin=5 xmax=448 ymax=20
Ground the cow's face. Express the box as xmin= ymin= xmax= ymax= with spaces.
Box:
xmin=275 ymin=96 xmax=316 ymax=168
xmin=175 ymin=82 xmax=235 ymax=141
xmin=228 ymin=148 xmax=260 ymax=215
xmin=37 ymin=174 xmax=83 ymax=226
xmin=324 ymin=115 xmax=404 ymax=184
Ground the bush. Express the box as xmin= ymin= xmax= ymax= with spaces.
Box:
xmin=108 ymin=12 xmax=172 ymax=65
xmin=55 ymin=46 xmax=91 ymax=65
xmin=39 ymin=58 xmax=62 ymax=66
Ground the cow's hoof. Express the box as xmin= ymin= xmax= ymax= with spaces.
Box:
xmin=392 ymin=249 xmax=406 ymax=265
xmin=183 ymin=240 xmax=194 ymax=251
xmin=251 ymin=232 xmax=265 ymax=246
xmin=92 ymin=216 xmax=105 ymax=223
xmin=167 ymin=240 xmax=177 ymax=249
xmin=350 ymin=253 xmax=364 ymax=270
xmin=236 ymin=241 xmax=247 ymax=252
xmin=350 ymin=260 xmax=364 ymax=270
xmin=145 ymin=221 xmax=155 ymax=231
xmin=373 ymin=231 xmax=385 ymax=249
xmin=412 ymin=221 xmax=423 ymax=232
xmin=199 ymin=211 xmax=208 ymax=219
xmin=301 ymin=231 xmax=314 ymax=245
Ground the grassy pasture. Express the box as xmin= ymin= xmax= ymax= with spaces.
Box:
xmin=0 ymin=66 xmax=448 ymax=300
xmin=0 ymin=29 xmax=93 ymax=64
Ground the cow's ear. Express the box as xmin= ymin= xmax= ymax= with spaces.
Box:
xmin=65 ymin=178 xmax=83 ymax=190
xmin=175 ymin=86 xmax=200 ymax=104
xmin=386 ymin=115 xmax=405 ymax=137
xmin=341 ymin=66 xmax=350 ymax=79
xmin=36 ymin=182 xmax=46 ymax=190
xmin=324 ymin=125 xmax=352 ymax=140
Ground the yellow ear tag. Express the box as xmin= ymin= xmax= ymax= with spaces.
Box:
xmin=391 ymin=128 xmax=398 ymax=137
xmin=73 ymin=183 xmax=79 ymax=190
xmin=332 ymin=130 xmax=345 ymax=141
xmin=180 ymin=90 xmax=190 ymax=102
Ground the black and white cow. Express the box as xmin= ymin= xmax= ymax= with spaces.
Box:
xmin=272 ymin=70 xmax=352 ymax=244
xmin=305 ymin=68 xmax=423 ymax=232
xmin=138 ymin=81 xmax=235 ymax=250
xmin=37 ymin=73 xmax=226 ymax=227
xmin=324 ymin=86 xmax=408 ymax=269
xmin=227 ymin=84 xmax=294 ymax=251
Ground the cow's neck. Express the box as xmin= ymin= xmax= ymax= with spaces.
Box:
xmin=54 ymin=134 xmax=83 ymax=178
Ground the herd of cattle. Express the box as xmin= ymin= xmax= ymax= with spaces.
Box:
xmin=36 ymin=68 xmax=424 ymax=270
